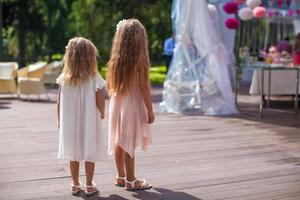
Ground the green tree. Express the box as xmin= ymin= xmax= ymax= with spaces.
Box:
xmin=69 ymin=0 xmax=172 ymax=64
xmin=2 ymin=0 xmax=72 ymax=66
xmin=2 ymin=0 xmax=172 ymax=66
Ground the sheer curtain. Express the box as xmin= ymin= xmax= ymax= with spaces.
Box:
xmin=160 ymin=0 xmax=238 ymax=115
xmin=294 ymin=19 xmax=300 ymax=34
xmin=293 ymin=0 xmax=300 ymax=34
xmin=208 ymin=2 xmax=236 ymax=82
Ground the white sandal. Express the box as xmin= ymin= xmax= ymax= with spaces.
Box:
xmin=115 ymin=176 xmax=126 ymax=187
xmin=71 ymin=181 xmax=83 ymax=195
xmin=85 ymin=181 xmax=99 ymax=196
xmin=125 ymin=178 xmax=152 ymax=191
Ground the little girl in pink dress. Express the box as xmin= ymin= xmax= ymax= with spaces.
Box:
xmin=106 ymin=19 xmax=154 ymax=191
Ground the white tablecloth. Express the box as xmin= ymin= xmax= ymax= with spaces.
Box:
xmin=249 ymin=69 xmax=300 ymax=95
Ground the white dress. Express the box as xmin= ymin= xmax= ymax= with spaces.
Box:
xmin=57 ymin=74 xmax=106 ymax=162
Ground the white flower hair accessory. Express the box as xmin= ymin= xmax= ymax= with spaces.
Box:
xmin=116 ymin=19 xmax=127 ymax=31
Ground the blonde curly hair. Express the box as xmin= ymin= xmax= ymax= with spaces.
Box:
xmin=106 ymin=19 xmax=150 ymax=95
xmin=58 ymin=37 xmax=98 ymax=86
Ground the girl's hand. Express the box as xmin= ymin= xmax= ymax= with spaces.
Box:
xmin=147 ymin=111 xmax=155 ymax=124
xmin=96 ymin=90 xmax=105 ymax=120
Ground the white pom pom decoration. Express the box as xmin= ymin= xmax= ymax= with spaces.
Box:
xmin=239 ymin=7 xmax=253 ymax=20
xmin=246 ymin=0 xmax=262 ymax=8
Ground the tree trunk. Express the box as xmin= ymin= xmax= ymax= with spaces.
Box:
xmin=47 ymin=6 xmax=52 ymax=63
xmin=17 ymin=0 xmax=27 ymax=68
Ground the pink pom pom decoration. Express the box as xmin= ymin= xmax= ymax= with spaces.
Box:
xmin=289 ymin=9 xmax=294 ymax=17
xmin=253 ymin=6 xmax=266 ymax=18
xmin=268 ymin=10 xmax=273 ymax=17
xmin=297 ymin=9 xmax=300 ymax=16
xmin=223 ymin=2 xmax=239 ymax=14
xmin=277 ymin=0 xmax=283 ymax=8
xmin=225 ymin=18 xmax=239 ymax=29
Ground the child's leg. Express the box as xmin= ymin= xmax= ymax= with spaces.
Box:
xmin=70 ymin=161 xmax=80 ymax=185
xmin=123 ymin=152 xmax=152 ymax=190
xmin=123 ymin=151 xmax=135 ymax=181
xmin=115 ymin=145 xmax=126 ymax=177
xmin=85 ymin=161 xmax=99 ymax=194
xmin=85 ymin=161 xmax=95 ymax=186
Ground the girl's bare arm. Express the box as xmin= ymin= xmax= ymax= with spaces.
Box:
xmin=96 ymin=89 xmax=105 ymax=119
xmin=57 ymin=87 xmax=61 ymax=128
xmin=140 ymin=82 xmax=155 ymax=123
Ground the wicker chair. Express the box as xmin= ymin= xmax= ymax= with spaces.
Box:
xmin=0 ymin=62 xmax=19 ymax=96
xmin=17 ymin=62 xmax=48 ymax=100
xmin=43 ymin=61 xmax=63 ymax=85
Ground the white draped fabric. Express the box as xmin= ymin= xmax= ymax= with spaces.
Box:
xmin=294 ymin=19 xmax=300 ymax=34
xmin=208 ymin=2 xmax=236 ymax=81
xmin=160 ymin=0 xmax=238 ymax=115
xmin=292 ymin=0 xmax=300 ymax=33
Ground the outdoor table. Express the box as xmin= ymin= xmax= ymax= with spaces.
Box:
xmin=235 ymin=62 xmax=300 ymax=118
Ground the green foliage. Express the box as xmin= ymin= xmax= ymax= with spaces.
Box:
xmin=149 ymin=65 xmax=167 ymax=84
xmin=149 ymin=71 xmax=166 ymax=84
xmin=68 ymin=0 xmax=172 ymax=64
xmin=1 ymin=0 xmax=172 ymax=65
xmin=1 ymin=0 xmax=73 ymax=63
xmin=51 ymin=53 xmax=64 ymax=60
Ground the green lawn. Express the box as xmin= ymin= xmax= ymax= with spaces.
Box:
xmin=100 ymin=65 xmax=167 ymax=84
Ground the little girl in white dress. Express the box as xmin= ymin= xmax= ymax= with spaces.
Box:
xmin=57 ymin=37 xmax=106 ymax=196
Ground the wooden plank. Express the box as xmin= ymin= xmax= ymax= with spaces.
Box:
xmin=0 ymin=87 xmax=300 ymax=200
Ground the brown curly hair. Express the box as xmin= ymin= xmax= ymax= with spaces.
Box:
xmin=106 ymin=19 xmax=150 ymax=95
xmin=58 ymin=37 xmax=98 ymax=86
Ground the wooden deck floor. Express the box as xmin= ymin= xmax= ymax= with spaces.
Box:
xmin=0 ymin=87 xmax=300 ymax=200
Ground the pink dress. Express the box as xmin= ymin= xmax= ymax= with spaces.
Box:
xmin=108 ymin=85 xmax=151 ymax=158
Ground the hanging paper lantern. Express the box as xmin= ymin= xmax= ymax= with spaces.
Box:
xmin=224 ymin=2 xmax=239 ymax=14
xmin=225 ymin=18 xmax=240 ymax=29
xmin=277 ymin=0 xmax=283 ymax=8
xmin=288 ymin=9 xmax=294 ymax=17
xmin=238 ymin=7 xmax=253 ymax=20
xmin=268 ymin=10 xmax=273 ymax=17
xmin=286 ymin=0 xmax=291 ymax=7
xmin=234 ymin=0 xmax=246 ymax=4
xmin=253 ymin=6 xmax=266 ymax=18
xmin=246 ymin=0 xmax=262 ymax=8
